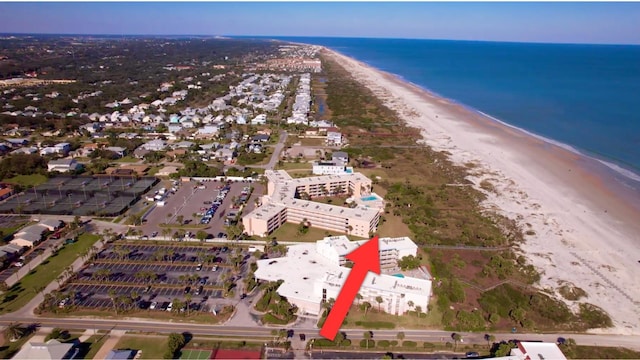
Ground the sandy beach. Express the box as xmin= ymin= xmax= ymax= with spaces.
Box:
xmin=322 ymin=48 xmax=640 ymax=335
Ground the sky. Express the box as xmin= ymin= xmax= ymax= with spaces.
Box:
xmin=0 ymin=2 xmax=639 ymax=45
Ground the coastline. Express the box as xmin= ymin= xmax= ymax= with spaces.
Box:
xmin=320 ymin=47 xmax=640 ymax=335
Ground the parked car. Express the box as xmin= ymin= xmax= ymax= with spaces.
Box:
xmin=195 ymin=286 xmax=203 ymax=295
xmin=212 ymin=265 xmax=218 ymax=272
xmin=184 ymin=286 xmax=191 ymax=294
xmin=166 ymin=302 xmax=173 ymax=311
xmin=196 ymin=263 xmax=203 ymax=271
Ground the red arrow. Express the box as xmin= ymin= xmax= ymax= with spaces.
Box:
xmin=319 ymin=235 xmax=381 ymax=341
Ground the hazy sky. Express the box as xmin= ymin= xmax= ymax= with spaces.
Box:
xmin=1 ymin=2 xmax=639 ymax=45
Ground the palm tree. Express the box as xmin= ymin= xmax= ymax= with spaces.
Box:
xmin=4 ymin=322 xmax=25 ymax=342
xmin=161 ymin=227 xmax=171 ymax=240
xmin=407 ymin=300 xmax=414 ymax=311
xmin=356 ymin=293 xmax=363 ymax=306
xmin=363 ymin=331 xmax=372 ymax=349
xmin=184 ymin=294 xmax=192 ymax=316
xmin=375 ymin=296 xmax=384 ymax=312
xmin=485 ymin=334 xmax=496 ymax=349
xmin=361 ymin=301 xmax=372 ymax=317
xmin=397 ymin=332 xmax=405 ymax=342
xmin=452 ymin=333 xmax=462 ymax=351
xmin=415 ymin=305 xmax=422 ymax=315
xmin=108 ymin=290 xmax=119 ymax=315
xmin=166 ymin=212 xmax=173 ymax=224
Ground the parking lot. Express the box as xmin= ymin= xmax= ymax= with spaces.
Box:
xmin=138 ymin=180 xmax=264 ymax=239
xmin=55 ymin=241 xmax=253 ymax=314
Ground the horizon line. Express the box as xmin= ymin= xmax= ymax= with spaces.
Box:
xmin=1 ymin=32 xmax=638 ymax=47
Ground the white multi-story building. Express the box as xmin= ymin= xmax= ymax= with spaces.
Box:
xmin=254 ymin=236 xmax=431 ymax=317
xmin=242 ymin=170 xmax=380 ymax=238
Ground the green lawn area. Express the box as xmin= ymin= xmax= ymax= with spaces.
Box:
xmin=0 ymin=219 xmax=30 ymax=241
xmin=115 ymin=156 xmax=139 ymax=163
xmin=276 ymin=161 xmax=312 ymax=171
xmin=3 ymin=174 xmax=48 ymax=187
xmin=115 ymin=335 xmax=168 ymax=360
xmin=262 ymin=222 xmax=365 ymax=242
xmin=0 ymin=233 xmax=101 ymax=314
xmin=147 ymin=166 xmax=161 ymax=176
xmin=76 ymin=334 xmax=110 ymax=359
xmin=339 ymin=301 xmax=442 ymax=330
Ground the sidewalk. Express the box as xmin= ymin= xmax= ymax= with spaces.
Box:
xmin=92 ymin=329 xmax=127 ymax=360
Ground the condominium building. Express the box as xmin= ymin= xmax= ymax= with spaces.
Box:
xmin=254 ymin=236 xmax=432 ymax=317
xmin=243 ymin=170 xmax=380 ymax=238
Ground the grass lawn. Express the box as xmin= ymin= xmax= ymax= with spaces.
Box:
xmin=147 ymin=166 xmax=161 ymax=176
xmin=299 ymin=137 xmax=325 ymax=146
xmin=0 ymin=233 xmax=101 ymax=314
xmin=116 ymin=335 xmax=168 ymax=360
xmin=341 ymin=301 xmax=442 ymax=330
xmin=76 ymin=334 xmax=110 ymax=359
xmin=276 ymin=161 xmax=312 ymax=171
xmin=3 ymin=174 xmax=48 ymax=187
xmin=263 ymin=222 xmax=365 ymax=242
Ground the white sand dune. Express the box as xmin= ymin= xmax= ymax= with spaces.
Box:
xmin=323 ymin=48 xmax=640 ymax=335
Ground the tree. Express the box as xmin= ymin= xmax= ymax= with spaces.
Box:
xmin=184 ymin=294 xmax=192 ymax=316
xmin=375 ymin=296 xmax=384 ymax=312
xmin=176 ymin=215 xmax=184 ymax=225
xmin=407 ymin=300 xmax=414 ymax=310
xmin=4 ymin=322 xmax=25 ymax=342
xmin=485 ymin=334 xmax=496 ymax=349
xmin=196 ymin=230 xmax=207 ymax=242
xmin=452 ymin=333 xmax=462 ymax=351
xmin=363 ymin=331 xmax=372 ymax=350
xmin=415 ymin=305 xmax=422 ymax=315
xmin=335 ymin=332 xmax=345 ymax=348
xmin=165 ymin=332 xmax=186 ymax=359
xmin=397 ymin=332 xmax=405 ymax=342
xmin=108 ymin=290 xmax=119 ymax=315
xmin=361 ymin=301 xmax=372 ymax=317
xmin=356 ymin=293 xmax=363 ymax=306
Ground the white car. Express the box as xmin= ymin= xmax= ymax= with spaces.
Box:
xmin=166 ymin=302 xmax=173 ymax=312
xmin=149 ymin=301 xmax=158 ymax=310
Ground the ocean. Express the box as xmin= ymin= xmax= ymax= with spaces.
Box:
xmin=264 ymin=37 xmax=640 ymax=184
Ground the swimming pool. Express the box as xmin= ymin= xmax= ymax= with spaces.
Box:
xmin=393 ymin=273 xmax=405 ymax=278
xmin=361 ymin=195 xmax=380 ymax=201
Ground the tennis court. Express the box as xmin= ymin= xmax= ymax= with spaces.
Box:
xmin=180 ymin=349 xmax=213 ymax=359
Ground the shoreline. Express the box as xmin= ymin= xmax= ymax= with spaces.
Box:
xmin=320 ymin=47 xmax=640 ymax=335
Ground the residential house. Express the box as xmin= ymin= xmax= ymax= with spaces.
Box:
xmin=168 ymin=124 xmax=182 ymax=133
xmin=0 ymin=185 xmax=14 ymax=201
xmin=251 ymin=114 xmax=267 ymax=125
xmin=39 ymin=219 xmax=64 ymax=232
xmin=326 ymin=128 xmax=343 ymax=146
xmin=332 ymin=151 xmax=349 ymax=164
xmin=251 ymin=134 xmax=270 ymax=142
xmin=141 ymin=139 xmax=168 ymax=151
xmin=47 ymin=158 xmax=81 ymax=173
xmin=105 ymin=146 xmax=127 ymax=158
xmin=12 ymin=339 xmax=78 ymax=360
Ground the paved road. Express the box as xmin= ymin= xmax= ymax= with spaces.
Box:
xmin=1 ymin=311 xmax=639 ymax=351
xmin=250 ymin=130 xmax=288 ymax=170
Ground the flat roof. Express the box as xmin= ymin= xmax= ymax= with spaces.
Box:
xmin=249 ymin=169 xmax=379 ymax=221
xmin=254 ymin=237 xmax=432 ymax=303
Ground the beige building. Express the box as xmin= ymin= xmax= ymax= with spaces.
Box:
xmin=243 ymin=170 xmax=380 ymax=238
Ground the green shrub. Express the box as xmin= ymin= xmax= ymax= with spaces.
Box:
xmin=402 ymin=341 xmax=417 ymax=348
xmin=359 ymin=339 xmax=375 ymax=348
xmin=313 ymin=339 xmax=337 ymax=348
xmin=423 ymin=342 xmax=436 ymax=349
xmin=262 ymin=313 xmax=292 ymax=325
xmin=378 ymin=340 xmax=390 ymax=348
xmin=390 ymin=340 xmax=398 ymax=347
xmin=354 ymin=321 xmax=396 ymax=329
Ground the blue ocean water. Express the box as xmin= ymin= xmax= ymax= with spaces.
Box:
xmin=267 ymin=37 xmax=640 ymax=182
